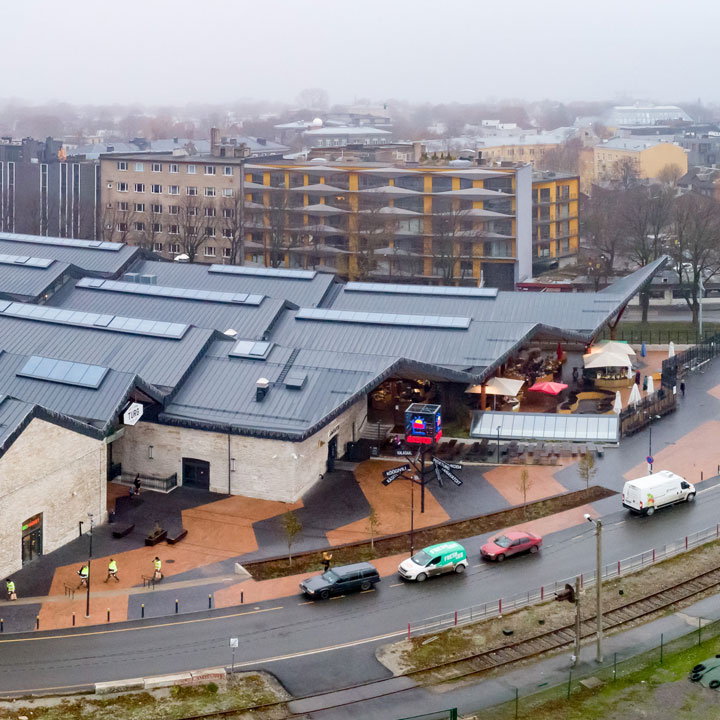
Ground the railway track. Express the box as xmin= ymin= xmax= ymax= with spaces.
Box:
xmin=170 ymin=563 xmax=720 ymax=718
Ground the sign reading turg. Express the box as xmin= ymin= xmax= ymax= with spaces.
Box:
xmin=123 ymin=402 xmax=144 ymax=426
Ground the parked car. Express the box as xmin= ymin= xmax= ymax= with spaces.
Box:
xmin=481 ymin=531 xmax=542 ymax=562
xmin=299 ymin=562 xmax=380 ymax=600
xmin=398 ymin=541 xmax=468 ymax=582
xmin=622 ymin=470 xmax=695 ymax=516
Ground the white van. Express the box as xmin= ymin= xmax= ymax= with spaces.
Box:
xmin=622 ymin=470 xmax=695 ymax=516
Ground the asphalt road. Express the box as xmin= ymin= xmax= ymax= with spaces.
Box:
xmin=2 ymin=481 xmax=720 ymax=697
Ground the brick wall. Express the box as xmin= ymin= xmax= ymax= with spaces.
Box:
xmin=0 ymin=419 xmax=106 ymax=580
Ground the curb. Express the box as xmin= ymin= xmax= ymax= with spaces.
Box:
xmin=95 ymin=666 xmax=226 ymax=694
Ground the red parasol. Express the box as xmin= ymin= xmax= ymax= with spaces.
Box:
xmin=528 ymin=381 xmax=568 ymax=396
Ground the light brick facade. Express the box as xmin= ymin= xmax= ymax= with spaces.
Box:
xmin=0 ymin=419 xmax=107 ymax=580
xmin=112 ymin=399 xmax=367 ymax=502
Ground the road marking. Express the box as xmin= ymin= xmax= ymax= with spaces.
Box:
xmin=298 ymin=601 xmax=313 ymax=606
xmin=0 ymin=605 xmax=284 ymax=645
xmin=329 ymin=595 xmax=344 ymax=600
xmin=389 ymin=582 xmax=404 ymax=587
xmin=360 ymin=589 xmax=376 ymax=594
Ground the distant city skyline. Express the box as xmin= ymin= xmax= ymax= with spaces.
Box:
xmin=4 ymin=0 xmax=720 ymax=107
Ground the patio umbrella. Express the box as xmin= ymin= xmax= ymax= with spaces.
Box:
xmin=466 ymin=378 xmax=525 ymax=397
xmin=626 ymin=366 xmax=634 ymax=380
xmin=593 ymin=340 xmax=636 ymax=356
xmin=613 ymin=391 xmax=622 ymax=414
xmin=668 ymin=341 xmax=675 ymax=358
xmin=629 ymin=383 xmax=642 ymax=406
xmin=583 ymin=350 xmax=633 ymax=369
xmin=528 ymin=381 xmax=568 ymax=395
xmin=641 ymin=341 xmax=647 ymax=357
xmin=646 ymin=375 xmax=655 ymax=395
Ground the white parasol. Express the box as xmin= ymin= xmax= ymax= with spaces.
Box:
xmin=613 ymin=391 xmax=623 ymax=414
xmin=629 ymin=383 xmax=642 ymax=405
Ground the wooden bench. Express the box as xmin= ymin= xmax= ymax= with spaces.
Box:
xmin=145 ymin=529 xmax=167 ymax=546
xmin=167 ymin=528 xmax=188 ymax=545
xmin=112 ymin=523 xmax=135 ymax=539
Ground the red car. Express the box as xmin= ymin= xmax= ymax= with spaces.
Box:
xmin=481 ymin=531 xmax=542 ymax=562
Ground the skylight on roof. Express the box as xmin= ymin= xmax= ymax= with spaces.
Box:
xmin=0 ymin=232 xmax=123 ymax=252
xmin=0 ymin=253 xmax=53 ymax=269
xmin=296 ymin=308 xmax=471 ymax=329
xmin=0 ymin=302 xmax=188 ymax=339
xmin=229 ymin=339 xmax=274 ymax=359
xmin=18 ymin=355 xmax=108 ymax=389
xmin=345 ymin=282 xmax=498 ymax=298
xmin=208 ymin=265 xmax=316 ymax=280
xmin=76 ymin=278 xmax=264 ymax=306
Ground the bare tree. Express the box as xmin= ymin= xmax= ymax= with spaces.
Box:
xmin=282 ymin=510 xmax=303 ymax=566
xmin=356 ymin=198 xmax=398 ymax=280
xmin=657 ymin=163 xmax=684 ymax=187
xmin=431 ymin=200 xmax=476 ymax=283
xmin=296 ymin=88 xmax=329 ymax=111
xmin=219 ymin=193 xmax=245 ymax=265
xmin=671 ymin=193 xmax=720 ymax=327
xmin=577 ymin=452 xmax=597 ymax=490
xmin=581 ymin=189 xmax=621 ymax=270
xmin=611 ymin=156 xmax=640 ymax=189
xmin=99 ymin=204 xmax=136 ymax=244
xmin=266 ymin=188 xmax=293 ymax=268
xmin=177 ymin=194 xmax=209 ymax=262
xmin=134 ymin=203 xmax=164 ymax=251
xmin=538 ymin=138 xmax=583 ymax=175
xmin=517 ymin=468 xmax=533 ymax=518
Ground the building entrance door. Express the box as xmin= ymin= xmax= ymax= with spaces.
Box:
xmin=21 ymin=513 xmax=43 ymax=565
xmin=326 ymin=435 xmax=338 ymax=473
xmin=182 ymin=458 xmax=210 ymax=489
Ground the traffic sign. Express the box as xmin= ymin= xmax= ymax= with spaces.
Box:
xmin=432 ymin=457 xmax=463 ymax=472
xmin=396 ymin=449 xmax=413 ymax=456
xmin=382 ymin=464 xmax=410 ymax=479
xmin=646 ymin=456 xmax=653 ymax=465
xmin=229 ymin=637 xmax=238 ymax=648
xmin=439 ymin=467 xmax=463 ymax=486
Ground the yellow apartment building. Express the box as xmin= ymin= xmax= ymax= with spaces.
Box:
xmin=592 ymin=138 xmax=688 ymax=185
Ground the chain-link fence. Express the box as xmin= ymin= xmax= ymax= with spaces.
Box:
xmin=469 ymin=617 xmax=720 ymax=720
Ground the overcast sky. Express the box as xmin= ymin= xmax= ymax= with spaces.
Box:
xmin=4 ymin=0 xmax=718 ymax=107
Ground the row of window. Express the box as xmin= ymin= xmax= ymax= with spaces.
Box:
xmin=115 ymin=222 xmax=235 ymax=239
xmin=113 ymin=182 xmax=233 ymax=197
xmin=115 ymin=202 xmax=235 ymax=218
xmin=154 ymin=243 xmax=233 ymax=258
xmin=116 ymin=161 xmax=234 ymax=176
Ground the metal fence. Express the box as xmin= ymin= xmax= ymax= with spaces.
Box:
xmin=397 ymin=711 xmax=458 ymax=720
xmin=618 ymin=384 xmax=676 ymax=437
xmin=599 ymin=325 xmax=704 ymax=345
xmin=662 ymin=331 xmax=720 ymax=386
xmin=408 ymin=522 xmax=720 ymax=638
xmin=117 ymin=472 xmax=178 ymax=492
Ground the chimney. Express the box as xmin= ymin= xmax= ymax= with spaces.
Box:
xmin=210 ymin=127 xmax=221 ymax=157
xmin=256 ymin=377 xmax=270 ymax=402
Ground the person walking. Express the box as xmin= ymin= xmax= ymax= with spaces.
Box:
xmin=77 ymin=564 xmax=89 ymax=589
xmin=6 ymin=578 xmax=17 ymax=601
xmin=153 ymin=557 xmax=163 ymax=582
xmin=322 ymin=551 xmax=333 ymax=573
xmin=104 ymin=558 xmax=119 ymax=583
xmin=680 ymin=379 xmax=686 ymax=398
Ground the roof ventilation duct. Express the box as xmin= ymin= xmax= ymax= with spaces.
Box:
xmin=256 ymin=377 xmax=270 ymax=402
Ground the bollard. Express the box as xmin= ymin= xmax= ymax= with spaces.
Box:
xmin=36 ymin=616 xmax=39 ymax=630
xmin=580 ymin=574 xmax=584 ymax=589
xmin=241 ymin=591 xmax=244 ymax=604
xmin=1 ymin=618 xmax=3 ymax=633
xmin=653 ymin=548 xmax=656 ymax=562
xmin=141 ymin=604 xmax=145 ymax=619
xmin=617 ymin=560 xmax=621 ymax=576
xmin=686 ymin=536 xmax=689 ymax=550
xmin=613 ymin=652 xmax=617 ymax=680
xmin=407 ymin=623 xmax=411 ymax=639
xmin=541 ymin=586 xmax=544 ymax=601
xmin=660 ymin=633 xmax=664 ymax=664
xmin=72 ymin=612 xmax=75 ymax=627
xmin=175 ymin=599 xmax=179 ymax=614
xmin=208 ymin=594 xmax=212 ymax=609
xmin=107 ymin=608 xmax=110 ymax=623
xmin=701 ymin=471 xmax=704 ymax=482
xmin=454 ymin=610 xmax=458 ymax=626
xmin=499 ymin=598 xmax=502 ymax=617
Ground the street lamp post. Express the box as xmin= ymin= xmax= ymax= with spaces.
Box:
xmin=585 ymin=514 xmax=603 ymax=663
xmin=85 ymin=513 xmax=94 ymax=619
xmin=496 ymin=425 xmax=502 ymax=464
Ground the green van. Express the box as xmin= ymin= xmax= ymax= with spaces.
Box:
xmin=397 ymin=541 xmax=468 ymax=582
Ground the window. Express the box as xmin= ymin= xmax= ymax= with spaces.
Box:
xmin=205 ymin=187 xmax=216 ymax=197
xmin=151 ymin=184 xmax=162 ymax=194
xmin=206 ymin=226 xmax=216 ymax=237
xmin=152 ymin=163 xmax=162 ymax=173
xmin=117 ymin=182 xmax=128 ymax=192
xmin=134 ymin=221 xmax=145 ymax=232
xmin=117 ymin=222 xmax=128 ymax=232
xmin=169 ymin=243 xmax=180 ymax=254
xmin=169 ymin=224 xmax=179 ymax=235
xmin=169 ymin=163 xmax=179 ymax=174
xmin=222 ymin=208 xmax=234 ymax=218
xmin=204 ymin=246 xmax=216 ymax=256
xmin=205 ymin=207 xmax=216 ymax=217
xmin=134 ymin=203 xmax=145 ymax=212
xmin=168 ymin=205 xmax=179 ymax=215
xmin=222 ymin=188 xmax=234 ymax=197
xmin=223 ymin=247 xmax=232 ymax=258
xmin=117 ymin=161 xmax=128 ymax=171
xmin=223 ymin=166 xmax=233 ymax=176
xmin=152 ymin=222 xmax=162 ymax=233
xmin=134 ymin=183 xmax=145 ymax=193
xmin=187 ymin=186 xmax=198 ymax=196
xmin=134 ymin=162 xmax=144 ymax=172
xmin=204 ymin=165 xmax=216 ymax=175
xmin=187 ymin=207 xmax=198 ymax=216
xmin=117 ymin=201 xmax=129 ymax=211
xmin=168 ymin=185 xmax=179 ymax=195
xmin=151 ymin=203 xmax=162 ymax=213
xmin=222 ymin=228 xmax=233 ymax=238
xmin=153 ymin=242 xmax=164 ymax=252
xmin=187 ymin=164 xmax=197 ymax=174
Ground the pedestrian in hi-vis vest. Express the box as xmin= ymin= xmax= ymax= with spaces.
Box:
xmin=6 ymin=578 xmax=17 ymax=601
xmin=77 ymin=565 xmax=89 ymax=589
xmin=104 ymin=558 xmax=119 ymax=583
xmin=153 ymin=557 xmax=163 ymax=582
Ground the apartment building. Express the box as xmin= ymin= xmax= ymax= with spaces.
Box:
xmin=531 ymin=171 xmax=580 ymax=269
xmin=592 ymin=138 xmax=688 ymax=185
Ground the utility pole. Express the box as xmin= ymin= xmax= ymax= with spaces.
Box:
xmin=573 ymin=576 xmax=581 ymax=665
xmin=85 ymin=512 xmax=94 ymax=619
xmin=585 ymin=514 xmax=603 ymax=663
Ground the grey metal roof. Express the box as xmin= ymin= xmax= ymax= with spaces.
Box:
xmin=0 ymin=396 xmax=34 ymax=454
xmin=0 ymin=258 xmax=70 ymax=301
xmin=0 ymin=233 xmax=139 ymax=276
xmin=124 ymin=259 xmax=336 ymax=308
xmin=48 ymin=281 xmax=286 ymax=339
xmin=0 ymin=314 xmax=214 ymax=391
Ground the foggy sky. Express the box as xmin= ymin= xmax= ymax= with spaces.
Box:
xmin=4 ymin=0 xmax=718 ymax=107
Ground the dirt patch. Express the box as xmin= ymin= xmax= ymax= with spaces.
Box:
xmin=379 ymin=537 xmax=720 ymax=679
xmin=246 ymin=485 xmax=615 ymax=580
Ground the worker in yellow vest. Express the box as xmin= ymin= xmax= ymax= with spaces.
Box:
xmin=6 ymin=578 xmax=16 ymax=601
xmin=104 ymin=558 xmax=119 ymax=583
xmin=153 ymin=557 xmax=163 ymax=582
xmin=77 ymin=565 xmax=89 ymax=589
